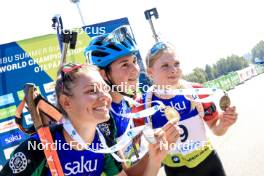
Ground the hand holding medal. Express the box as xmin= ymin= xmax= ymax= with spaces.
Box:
xmin=164 ymin=106 xmax=180 ymax=122
xmin=162 ymin=106 xmax=181 ymax=146
xmin=143 ymin=106 xmax=181 ymax=144
xmin=219 ymin=92 xmax=231 ymax=111
xmin=218 ymin=92 xmax=238 ymax=129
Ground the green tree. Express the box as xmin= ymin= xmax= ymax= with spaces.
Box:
xmin=216 ymin=58 xmax=228 ymax=76
xmin=184 ymin=55 xmax=249 ymax=82
xmin=251 ymin=40 xmax=264 ymax=63
xmin=226 ymin=55 xmax=248 ymax=71
xmin=214 ymin=55 xmax=248 ymax=77
xmin=184 ymin=67 xmax=207 ymax=83
xmin=205 ymin=64 xmax=214 ymax=80
xmin=212 ymin=64 xmax=218 ymax=78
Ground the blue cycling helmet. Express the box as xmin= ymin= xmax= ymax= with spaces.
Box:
xmin=84 ymin=25 xmax=138 ymax=68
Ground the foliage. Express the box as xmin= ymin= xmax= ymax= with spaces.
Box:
xmin=184 ymin=55 xmax=249 ymax=83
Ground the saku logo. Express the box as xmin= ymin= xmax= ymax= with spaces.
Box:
xmin=64 ymin=157 xmax=98 ymax=175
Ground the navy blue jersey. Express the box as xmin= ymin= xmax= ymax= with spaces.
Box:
xmin=111 ymin=99 xmax=131 ymax=138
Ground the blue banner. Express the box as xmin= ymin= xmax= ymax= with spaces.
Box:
xmin=0 ymin=17 xmax=149 ymax=168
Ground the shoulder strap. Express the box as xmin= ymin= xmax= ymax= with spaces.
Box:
xmin=144 ymin=87 xmax=154 ymax=126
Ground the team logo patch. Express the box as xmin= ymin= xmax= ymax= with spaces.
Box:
xmin=98 ymin=123 xmax=111 ymax=136
xmin=9 ymin=152 xmax=28 ymax=174
xmin=172 ymin=155 xmax=180 ymax=163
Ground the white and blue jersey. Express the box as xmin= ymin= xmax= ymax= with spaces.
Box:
xmin=147 ymin=94 xmax=199 ymax=129
xmin=143 ymin=92 xmax=213 ymax=168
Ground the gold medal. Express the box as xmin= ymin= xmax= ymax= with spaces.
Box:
xmin=164 ymin=106 xmax=180 ymax=122
xmin=219 ymin=93 xmax=231 ymax=111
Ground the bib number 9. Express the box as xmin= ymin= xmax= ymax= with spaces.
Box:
xmin=179 ymin=124 xmax=188 ymax=142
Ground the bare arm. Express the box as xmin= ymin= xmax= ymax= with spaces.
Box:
xmin=124 ymin=153 xmax=149 ymax=176
xmin=206 ymin=106 xmax=238 ymax=136
xmin=125 ymin=119 xmax=180 ymax=176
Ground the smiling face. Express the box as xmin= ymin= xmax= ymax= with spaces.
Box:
xmin=58 ymin=67 xmax=112 ymax=126
xmin=148 ymin=51 xmax=182 ymax=87
xmin=102 ymin=54 xmax=140 ymax=92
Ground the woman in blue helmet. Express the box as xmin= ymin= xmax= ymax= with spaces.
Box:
xmin=85 ymin=26 xmax=140 ymax=140
xmin=84 ymin=26 xmax=180 ymax=175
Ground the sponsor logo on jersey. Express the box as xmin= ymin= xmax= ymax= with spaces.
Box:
xmin=9 ymin=152 xmax=28 ymax=174
xmin=172 ymin=155 xmax=180 ymax=163
xmin=64 ymin=156 xmax=98 ymax=175
xmin=98 ymin=123 xmax=111 ymax=136
xmin=159 ymin=101 xmax=187 ymax=117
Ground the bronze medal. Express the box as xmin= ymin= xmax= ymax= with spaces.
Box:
xmin=164 ymin=106 xmax=180 ymax=122
xmin=219 ymin=94 xmax=231 ymax=111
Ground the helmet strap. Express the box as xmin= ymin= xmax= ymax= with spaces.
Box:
xmin=104 ymin=68 xmax=135 ymax=98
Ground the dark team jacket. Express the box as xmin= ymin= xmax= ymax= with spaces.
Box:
xmin=0 ymin=122 xmax=122 ymax=176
